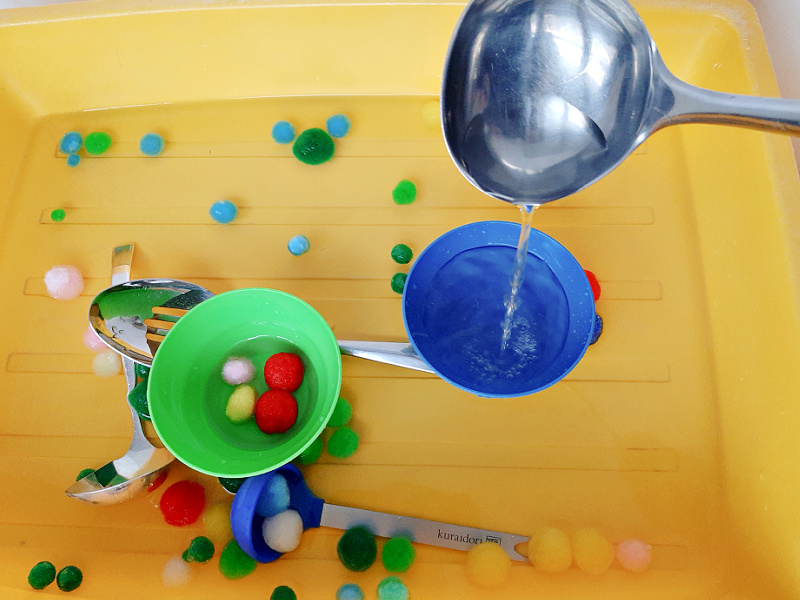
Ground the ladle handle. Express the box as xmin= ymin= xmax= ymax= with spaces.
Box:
xmin=657 ymin=65 xmax=800 ymax=135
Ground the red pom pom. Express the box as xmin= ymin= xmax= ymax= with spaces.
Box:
xmin=255 ymin=390 xmax=299 ymax=434
xmin=264 ymin=352 xmax=305 ymax=392
xmin=584 ymin=269 xmax=601 ymax=302
xmin=159 ymin=480 xmax=206 ymax=526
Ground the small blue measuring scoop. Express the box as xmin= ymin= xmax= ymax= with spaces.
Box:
xmin=230 ymin=464 xmax=529 ymax=563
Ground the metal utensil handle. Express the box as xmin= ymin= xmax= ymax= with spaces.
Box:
xmin=656 ymin=58 xmax=800 ymax=134
xmin=337 ymin=340 xmax=435 ymax=374
xmin=319 ymin=503 xmax=529 ymax=562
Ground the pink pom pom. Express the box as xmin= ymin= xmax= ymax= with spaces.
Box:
xmin=615 ymin=539 xmax=652 ymax=573
xmin=83 ymin=325 xmax=106 ymax=352
xmin=222 ymin=357 xmax=255 ymax=385
xmin=44 ymin=265 xmax=84 ymax=300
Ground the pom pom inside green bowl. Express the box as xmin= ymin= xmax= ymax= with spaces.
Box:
xmin=148 ymin=288 xmax=342 ymax=477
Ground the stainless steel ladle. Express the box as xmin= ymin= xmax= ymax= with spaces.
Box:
xmin=442 ymin=0 xmax=800 ymax=204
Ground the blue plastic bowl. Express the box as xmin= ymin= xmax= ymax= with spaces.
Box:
xmin=403 ymin=221 xmax=595 ymax=397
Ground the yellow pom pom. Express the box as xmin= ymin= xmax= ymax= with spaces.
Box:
xmin=528 ymin=527 xmax=572 ymax=572
xmin=572 ymin=527 xmax=614 ymax=575
xmin=203 ymin=503 xmax=233 ymax=547
xmin=466 ymin=542 xmax=511 ymax=587
xmin=420 ymin=100 xmax=440 ymax=130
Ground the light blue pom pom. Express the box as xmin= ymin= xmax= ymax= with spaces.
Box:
xmin=255 ymin=473 xmax=291 ymax=518
xmin=139 ymin=132 xmax=165 ymax=156
xmin=271 ymin=120 xmax=296 ymax=144
xmin=66 ymin=153 xmax=81 ymax=167
xmin=336 ymin=583 xmax=365 ymax=600
xmin=326 ymin=114 xmax=351 ymax=138
xmin=59 ymin=132 xmax=82 ymax=154
xmin=209 ymin=200 xmax=238 ymax=224
xmin=287 ymin=235 xmax=310 ymax=256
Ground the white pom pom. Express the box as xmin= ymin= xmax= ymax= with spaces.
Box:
xmin=44 ymin=265 xmax=84 ymax=300
xmin=222 ymin=356 xmax=255 ymax=385
xmin=262 ymin=509 xmax=303 ymax=553
xmin=92 ymin=349 xmax=121 ymax=377
xmin=161 ymin=556 xmax=190 ymax=588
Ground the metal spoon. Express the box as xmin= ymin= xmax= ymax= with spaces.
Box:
xmin=66 ymin=246 xmax=174 ymax=504
xmin=90 ymin=278 xmax=434 ymax=373
xmin=441 ymin=0 xmax=800 ymax=205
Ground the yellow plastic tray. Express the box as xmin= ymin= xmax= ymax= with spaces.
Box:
xmin=2 ymin=0 xmax=800 ymax=598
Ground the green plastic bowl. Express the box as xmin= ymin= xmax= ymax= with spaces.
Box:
xmin=148 ymin=288 xmax=342 ymax=477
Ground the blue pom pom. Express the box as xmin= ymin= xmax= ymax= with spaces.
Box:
xmin=139 ymin=132 xmax=165 ymax=156
xmin=287 ymin=235 xmax=310 ymax=256
xmin=326 ymin=114 xmax=351 ymax=138
xmin=66 ymin=153 xmax=81 ymax=167
xmin=59 ymin=132 xmax=82 ymax=154
xmin=271 ymin=121 xmax=296 ymax=144
xmin=209 ymin=200 xmax=238 ymax=224
xmin=336 ymin=583 xmax=365 ymax=600
xmin=589 ymin=314 xmax=603 ymax=345
xmin=255 ymin=473 xmax=291 ymax=518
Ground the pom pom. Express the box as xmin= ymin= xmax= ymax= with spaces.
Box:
xmin=225 ymin=384 xmax=257 ymax=423
xmin=44 ymin=265 xmax=84 ymax=300
xmin=326 ymin=114 xmax=351 ymax=138
xmin=615 ymin=539 xmax=652 ymax=573
xmin=382 ymin=536 xmax=415 ymax=573
xmin=209 ymin=199 xmax=238 ymax=224
xmin=338 ymin=526 xmax=377 ymax=572
xmin=262 ymin=509 xmax=304 ymax=553
xmin=59 ymin=131 xmax=82 ymax=154
xmin=159 ymin=480 xmax=206 ymax=526
xmin=139 ymin=132 xmax=165 ymax=156
xmin=292 ymin=128 xmax=335 ymax=165
xmin=528 ymin=526 xmax=572 ymax=572
xmin=218 ymin=477 xmax=246 ymax=494
xmin=337 ymin=583 xmax=365 ymax=600
xmin=182 ymin=536 xmax=215 ymax=563
xmin=203 ymin=502 xmax=234 ymax=546
xmin=255 ymin=473 xmax=291 ymax=518
xmin=51 ymin=208 xmax=66 ymax=222
xmin=162 ymin=556 xmax=190 ymax=588
xmin=92 ymin=349 xmax=121 ymax=378
xmin=56 ymin=565 xmax=82 ymax=592
xmin=84 ymin=131 xmax=112 ymax=155
xmin=328 ymin=396 xmax=352 ymax=428
xmin=390 ymin=273 xmax=407 ymax=294
xmin=218 ymin=539 xmax=256 ymax=580
xmin=392 ymin=180 xmax=416 ymax=205
xmin=287 ymin=234 xmax=310 ymax=256
xmin=297 ymin=436 xmax=323 ymax=465
xmin=271 ymin=585 xmax=297 ymax=600
xmin=28 ymin=561 xmax=56 ymax=590
xmin=222 ymin=356 xmax=255 ymax=385
xmin=83 ymin=325 xmax=106 ymax=351
xmin=66 ymin=153 xmax=80 ymax=167
xmin=391 ymin=243 xmax=413 ymax=264
xmin=572 ymin=527 xmax=614 ymax=575
xmin=264 ymin=352 xmax=304 ymax=392
xmin=377 ymin=576 xmax=409 ymax=600
xmin=327 ymin=426 xmax=359 ymax=459
xmin=271 ymin=120 xmax=296 ymax=144
xmin=584 ymin=269 xmax=601 ymax=301
xmin=255 ymin=390 xmax=298 ymax=434
xmin=466 ymin=542 xmax=510 ymax=587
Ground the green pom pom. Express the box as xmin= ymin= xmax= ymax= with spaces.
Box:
xmin=297 ymin=436 xmax=323 ymax=465
xmin=328 ymin=426 xmax=359 ymax=459
xmin=337 ymin=526 xmax=377 ymax=572
xmin=28 ymin=561 xmax=55 ymax=590
xmin=183 ymin=536 xmax=215 ymax=563
xmin=392 ymin=180 xmax=417 ymax=205
xmin=84 ymin=131 xmax=112 ymax=155
xmin=328 ymin=396 xmax=352 ymax=428
xmin=390 ymin=273 xmax=407 ymax=294
xmin=56 ymin=565 xmax=82 ymax=592
xmin=382 ymin=536 xmax=416 ymax=573
xmin=127 ymin=378 xmax=150 ymax=421
xmin=377 ymin=576 xmax=409 ymax=600
xmin=219 ymin=539 xmax=256 ymax=580
xmin=391 ymin=244 xmax=413 ymax=264
xmin=292 ymin=128 xmax=335 ymax=165
xmin=219 ymin=477 xmax=246 ymax=493
xmin=271 ymin=585 xmax=297 ymax=600
xmin=135 ymin=363 xmax=151 ymax=380
xmin=75 ymin=467 xmax=95 ymax=481
xmin=50 ymin=208 xmax=66 ymax=222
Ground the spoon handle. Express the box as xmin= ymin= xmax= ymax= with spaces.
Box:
xmin=656 ymin=60 xmax=800 ymax=135
xmin=337 ymin=340 xmax=435 ymax=374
